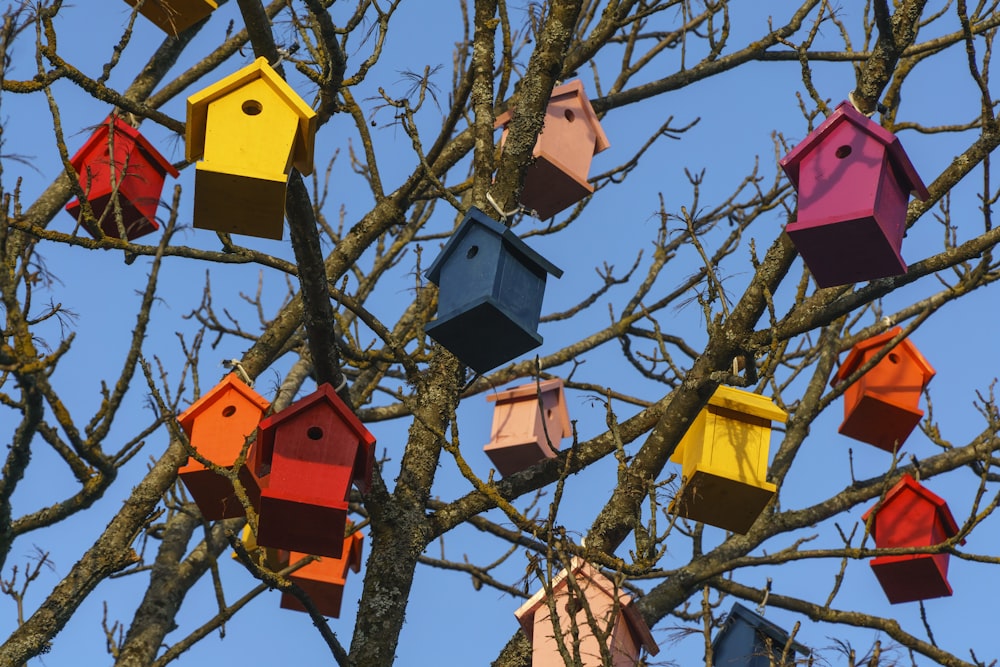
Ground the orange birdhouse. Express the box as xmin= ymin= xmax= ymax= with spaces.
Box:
xmin=65 ymin=116 xmax=179 ymax=241
xmin=250 ymin=383 xmax=375 ymax=559
xmin=123 ymin=0 xmax=218 ymax=36
xmin=495 ymin=80 xmax=610 ymax=219
xmin=176 ymin=373 xmax=269 ymax=520
xmin=281 ymin=529 xmax=365 ymax=618
xmin=483 ymin=378 xmax=571 ymax=477
xmin=862 ymin=474 xmax=963 ymax=604
xmin=514 ymin=559 xmax=659 ymax=667
xmin=832 ymin=327 xmax=935 ymax=452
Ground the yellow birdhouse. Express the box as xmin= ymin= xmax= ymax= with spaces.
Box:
xmin=123 ymin=0 xmax=218 ymax=36
xmin=186 ymin=57 xmax=317 ymax=240
xmin=669 ymin=385 xmax=787 ymax=534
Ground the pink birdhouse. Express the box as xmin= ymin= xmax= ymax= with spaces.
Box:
xmin=779 ymin=101 xmax=929 ymax=287
xmin=484 ymin=378 xmax=571 ymax=477
xmin=515 ymin=559 xmax=659 ymax=667
xmin=65 ymin=116 xmax=179 ymax=241
xmin=176 ymin=373 xmax=269 ymax=520
xmin=495 ymin=80 xmax=610 ymax=220
xmin=281 ymin=529 xmax=365 ymax=618
xmin=250 ymin=383 xmax=375 ymax=559
xmin=832 ymin=327 xmax=935 ymax=452
xmin=862 ymin=474 xmax=963 ymax=604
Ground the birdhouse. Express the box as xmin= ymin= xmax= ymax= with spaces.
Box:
xmin=669 ymin=386 xmax=787 ymax=534
xmin=483 ymin=378 xmax=571 ymax=476
xmin=176 ymin=373 xmax=269 ymax=520
xmin=424 ymin=207 xmax=563 ymax=374
xmin=281 ymin=529 xmax=365 ymax=618
xmin=233 ymin=524 xmax=288 ymax=572
xmin=186 ymin=57 xmax=317 ymax=240
xmin=65 ymin=116 xmax=179 ymax=241
xmin=711 ymin=603 xmax=809 ymax=667
xmin=831 ymin=327 xmax=935 ymax=452
xmin=122 ymin=0 xmax=217 ymax=36
xmin=250 ymin=383 xmax=375 ymax=558
xmin=514 ymin=559 xmax=659 ymax=667
xmin=779 ymin=101 xmax=929 ymax=287
xmin=862 ymin=474 xmax=963 ymax=604
xmin=495 ymin=80 xmax=610 ymax=220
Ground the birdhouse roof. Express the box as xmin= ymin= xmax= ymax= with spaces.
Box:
xmin=713 ymin=603 xmax=810 ymax=656
xmin=424 ymin=207 xmax=564 ymax=284
xmin=708 ymin=385 xmax=788 ymax=424
xmin=861 ymin=473 xmax=962 ymax=540
xmin=780 ymin=100 xmax=930 ymax=200
xmin=486 ymin=378 xmax=572 ymax=437
xmin=495 ymin=79 xmax=611 ymax=154
xmin=185 ymin=57 xmax=317 ymax=174
xmin=832 ymin=327 xmax=936 ymax=387
xmin=70 ymin=116 xmax=179 ymax=178
xmin=177 ymin=373 xmax=269 ymax=436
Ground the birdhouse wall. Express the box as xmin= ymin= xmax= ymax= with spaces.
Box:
xmin=123 ymin=0 xmax=217 ymax=36
xmin=843 ymin=346 xmax=928 ymax=412
xmin=871 ymin=489 xmax=946 ymax=549
xmin=533 ymin=93 xmax=602 ymax=181
xmin=713 ymin=626 xmax=794 ymax=667
xmin=674 ymin=406 xmax=772 ymax=486
xmin=280 ymin=532 xmax=364 ymax=618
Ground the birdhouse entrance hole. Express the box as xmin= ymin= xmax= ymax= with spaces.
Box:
xmin=307 ymin=426 xmax=323 ymax=440
xmin=222 ymin=405 xmax=237 ymax=417
xmin=564 ymin=109 xmax=575 ymax=122
xmin=242 ymin=99 xmax=263 ymax=116
xmin=835 ymin=144 xmax=852 ymax=158
xmin=466 ymin=245 xmax=479 ymax=259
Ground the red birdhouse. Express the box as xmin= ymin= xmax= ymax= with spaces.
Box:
xmin=176 ymin=373 xmax=269 ymax=520
xmin=484 ymin=378 xmax=571 ymax=477
xmin=862 ymin=474 xmax=963 ymax=604
xmin=65 ymin=116 xmax=179 ymax=241
xmin=832 ymin=327 xmax=935 ymax=452
xmin=250 ymin=383 xmax=375 ymax=559
xmin=779 ymin=101 xmax=929 ymax=287
xmin=281 ymin=529 xmax=365 ymax=618
xmin=495 ymin=80 xmax=610 ymax=220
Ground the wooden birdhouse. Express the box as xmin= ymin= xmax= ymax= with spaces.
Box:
xmin=669 ymin=386 xmax=787 ymax=534
xmin=424 ymin=207 xmax=563 ymax=373
xmin=123 ymin=0 xmax=217 ymax=36
xmin=711 ymin=603 xmax=809 ymax=667
xmin=495 ymin=80 xmax=610 ymax=220
xmin=176 ymin=373 xmax=269 ymax=520
xmin=281 ymin=529 xmax=365 ymax=618
xmin=233 ymin=524 xmax=288 ymax=572
xmin=779 ymin=101 xmax=929 ymax=287
xmin=862 ymin=474 xmax=963 ymax=604
xmin=186 ymin=57 xmax=317 ymax=240
xmin=250 ymin=383 xmax=375 ymax=559
xmin=831 ymin=327 xmax=935 ymax=452
xmin=514 ymin=559 xmax=659 ymax=667
xmin=65 ymin=116 xmax=179 ymax=241
xmin=483 ymin=378 xmax=571 ymax=477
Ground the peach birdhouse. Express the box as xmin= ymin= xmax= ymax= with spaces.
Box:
xmin=514 ymin=559 xmax=658 ymax=667
xmin=484 ymin=378 xmax=571 ymax=477
xmin=495 ymin=80 xmax=610 ymax=219
xmin=779 ymin=101 xmax=929 ymax=287
xmin=832 ymin=327 xmax=935 ymax=452
xmin=176 ymin=373 xmax=269 ymax=520
xmin=65 ymin=116 xmax=179 ymax=241
xmin=711 ymin=603 xmax=809 ymax=667
xmin=186 ymin=57 xmax=317 ymax=240
xmin=250 ymin=383 xmax=374 ymax=559
xmin=123 ymin=0 xmax=217 ymax=36
xmin=669 ymin=386 xmax=787 ymax=534
xmin=862 ymin=474 xmax=963 ymax=604
xmin=281 ymin=528 xmax=365 ymax=618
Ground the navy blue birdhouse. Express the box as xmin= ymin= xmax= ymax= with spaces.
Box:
xmin=424 ymin=208 xmax=563 ymax=373
xmin=711 ymin=603 xmax=809 ymax=667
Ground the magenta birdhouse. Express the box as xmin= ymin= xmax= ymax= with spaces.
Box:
xmin=495 ymin=80 xmax=610 ymax=219
xmin=65 ymin=116 xmax=179 ymax=241
xmin=832 ymin=327 xmax=935 ymax=452
xmin=280 ymin=529 xmax=364 ymax=618
xmin=862 ymin=474 xmax=963 ymax=604
xmin=779 ymin=101 xmax=929 ymax=287
xmin=483 ymin=378 xmax=571 ymax=477
xmin=250 ymin=383 xmax=374 ymax=559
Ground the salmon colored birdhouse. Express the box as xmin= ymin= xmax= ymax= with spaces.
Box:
xmin=484 ymin=378 xmax=571 ymax=477
xmin=176 ymin=373 xmax=269 ymax=520
xmin=669 ymin=386 xmax=788 ymax=534
xmin=65 ymin=116 xmax=179 ymax=241
xmin=711 ymin=603 xmax=809 ymax=667
xmin=186 ymin=57 xmax=317 ymax=240
xmin=514 ymin=559 xmax=658 ymax=667
xmin=779 ymin=101 xmax=930 ymax=287
xmin=424 ymin=207 xmax=563 ymax=374
xmin=250 ymin=383 xmax=374 ymax=559
xmin=495 ymin=80 xmax=610 ymax=220
xmin=862 ymin=474 xmax=963 ymax=604
xmin=233 ymin=524 xmax=288 ymax=572
xmin=832 ymin=327 xmax=935 ymax=452
xmin=281 ymin=529 xmax=365 ymax=618
xmin=123 ymin=0 xmax=217 ymax=36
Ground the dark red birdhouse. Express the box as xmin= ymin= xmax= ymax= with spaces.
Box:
xmin=176 ymin=373 xmax=269 ymax=520
xmin=831 ymin=327 xmax=935 ymax=452
xmin=779 ymin=101 xmax=929 ymax=287
xmin=123 ymin=0 xmax=218 ymax=36
xmin=281 ymin=528 xmax=365 ymax=618
xmin=495 ymin=80 xmax=610 ymax=220
xmin=250 ymin=383 xmax=374 ymax=559
xmin=484 ymin=378 xmax=571 ymax=477
xmin=862 ymin=474 xmax=963 ymax=604
xmin=65 ymin=116 xmax=179 ymax=241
